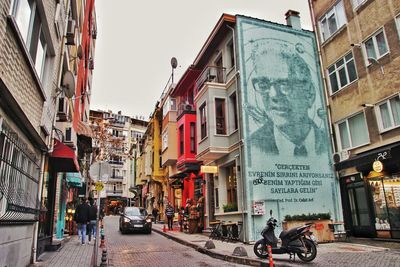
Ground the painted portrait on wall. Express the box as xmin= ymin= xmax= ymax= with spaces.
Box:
xmin=236 ymin=16 xmax=341 ymax=240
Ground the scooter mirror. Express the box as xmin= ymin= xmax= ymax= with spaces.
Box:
xmin=270 ymin=209 xmax=272 ymax=216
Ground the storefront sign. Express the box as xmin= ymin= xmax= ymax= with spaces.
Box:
xmin=372 ymin=160 xmax=383 ymax=173
xmin=201 ymin=165 xmax=218 ymax=174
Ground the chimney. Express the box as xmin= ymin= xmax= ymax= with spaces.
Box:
xmin=285 ymin=10 xmax=301 ymax=30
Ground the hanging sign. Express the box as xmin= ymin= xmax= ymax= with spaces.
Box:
xmin=372 ymin=160 xmax=383 ymax=173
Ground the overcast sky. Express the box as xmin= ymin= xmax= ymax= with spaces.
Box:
xmin=91 ymin=0 xmax=312 ymax=119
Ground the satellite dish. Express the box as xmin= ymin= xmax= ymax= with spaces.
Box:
xmin=62 ymin=70 xmax=75 ymax=98
xmin=89 ymin=161 xmax=111 ymax=182
xmin=171 ymin=57 xmax=178 ymax=69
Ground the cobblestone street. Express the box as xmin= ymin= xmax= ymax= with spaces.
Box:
xmin=104 ymin=216 xmax=246 ymax=267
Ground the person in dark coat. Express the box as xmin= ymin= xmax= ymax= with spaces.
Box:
xmin=165 ymin=203 xmax=175 ymax=230
xmin=87 ymin=197 xmax=97 ymax=242
xmin=74 ymin=197 xmax=90 ymax=245
xmin=152 ymin=206 xmax=159 ymax=223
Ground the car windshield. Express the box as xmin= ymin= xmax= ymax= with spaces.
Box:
xmin=124 ymin=207 xmax=146 ymax=216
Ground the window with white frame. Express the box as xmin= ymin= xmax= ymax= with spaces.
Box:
xmin=200 ymin=103 xmax=207 ymax=139
xmin=11 ymin=0 xmax=48 ymax=81
xmin=376 ymin=95 xmax=400 ymax=132
xmin=162 ymin=130 xmax=168 ymax=151
xmin=352 ymin=0 xmax=367 ymax=9
xmin=328 ymin=52 xmax=357 ymax=94
xmin=336 ymin=112 xmax=369 ymax=150
xmin=319 ymin=0 xmax=346 ymax=42
xmin=363 ymin=29 xmax=389 ymax=62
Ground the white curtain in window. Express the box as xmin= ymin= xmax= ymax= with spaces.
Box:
xmin=15 ymin=0 xmax=32 ymax=43
xmin=349 ymin=113 xmax=368 ymax=147
xmin=379 ymin=102 xmax=392 ymax=129
xmin=390 ymin=96 xmax=400 ymax=126
xmin=338 ymin=122 xmax=350 ymax=149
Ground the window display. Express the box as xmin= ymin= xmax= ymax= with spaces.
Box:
xmin=369 ymin=175 xmax=400 ymax=232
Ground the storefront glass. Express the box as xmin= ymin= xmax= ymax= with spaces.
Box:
xmin=369 ymin=175 xmax=400 ymax=238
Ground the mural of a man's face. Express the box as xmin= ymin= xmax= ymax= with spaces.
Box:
xmin=252 ymin=48 xmax=315 ymax=128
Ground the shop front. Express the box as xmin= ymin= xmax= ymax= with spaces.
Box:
xmin=337 ymin=143 xmax=400 ymax=239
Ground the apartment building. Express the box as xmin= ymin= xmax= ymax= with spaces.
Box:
xmin=309 ymin=0 xmax=400 ymax=239
xmin=0 ymin=0 xmax=97 ymax=264
xmin=90 ymin=110 xmax=147 ymax=213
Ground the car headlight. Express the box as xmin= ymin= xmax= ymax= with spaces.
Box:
xmin=124 ymin=217 xmax=130 ymax=223
xmin=146 ymin=218 xmax=152 ymax=223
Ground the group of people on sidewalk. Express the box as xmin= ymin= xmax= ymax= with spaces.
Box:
xmin=74 ymin=197 xmax=102 ymax=245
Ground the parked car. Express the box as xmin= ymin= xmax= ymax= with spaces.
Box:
xmin=119 ymin=207 xmax=152 ymax=234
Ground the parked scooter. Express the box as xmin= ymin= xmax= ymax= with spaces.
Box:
xmin=253 ymin=210 xmax=317 ymax=262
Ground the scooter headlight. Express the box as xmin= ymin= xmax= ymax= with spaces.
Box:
xmin=146 ymin=218 xmax=152 ymax=223
xmin=124 ymin=217 xmax=130 ymax=223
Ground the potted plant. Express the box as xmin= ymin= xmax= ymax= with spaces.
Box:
xmin=222 ymin=203 xmax=238 ymax=213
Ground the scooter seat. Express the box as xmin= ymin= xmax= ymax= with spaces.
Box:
xmin=279 ymin=227 xmax=298 ymax=239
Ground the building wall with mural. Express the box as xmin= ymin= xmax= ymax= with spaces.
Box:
xmin=236 ymin=15 xmax=342 ymax=241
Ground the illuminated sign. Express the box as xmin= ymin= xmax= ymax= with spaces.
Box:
xmin=372 ymin=160 xmax=383 ymax=173
xmin=200 ymin=166 xmax=218 ymax=174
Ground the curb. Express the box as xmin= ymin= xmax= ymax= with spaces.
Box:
xmin=153 ymin=227 xmax=283 ymax=267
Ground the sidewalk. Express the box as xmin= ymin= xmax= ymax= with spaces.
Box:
xmin=30 ymin=236 xmax=102 ymax=267
xmin=152 ymin=223 xmax=392 ymax=267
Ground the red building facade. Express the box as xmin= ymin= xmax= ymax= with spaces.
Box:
xmin=170 ymin=67 xmax=205 ymax=210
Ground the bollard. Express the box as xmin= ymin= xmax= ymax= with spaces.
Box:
xmin=99 ymin=249 xmax=107 ymax=267
xmin=267 ymin=245 xmax=274 ymax=267
xmin=163 ymin=224 xmax=167 ymax=232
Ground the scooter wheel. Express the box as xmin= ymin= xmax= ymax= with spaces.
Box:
xmin=297 ymin=239 xmax=317 ymax=262
xmin=253 ymin=240 xmax=268 ymax=259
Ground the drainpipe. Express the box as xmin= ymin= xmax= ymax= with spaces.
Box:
xmin=308 ymin=0 xmax=341 ymax=221
xmin=227 ymin=24 xmax=248 ymax=243
xmin=32 ymin=151 xmax=46 ymax=263
xmin=307 ymin=0 xmax=335 ymax=154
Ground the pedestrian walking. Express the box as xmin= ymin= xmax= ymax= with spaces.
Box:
xmin=152 ymin=206 xmax=159 ymax=223
xmin=87 ymin=197 xmax=97 ymax=243
xmin=165 ymin=203 xmax=175 ymax=230
xmin=74 ymin=197 xmax=90 ymax=245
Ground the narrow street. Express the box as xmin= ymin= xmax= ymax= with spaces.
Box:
xmin=103 ymin=216 xmax=246 ymax=267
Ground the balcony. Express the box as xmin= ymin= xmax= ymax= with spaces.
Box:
xmin=177 ymin=103 xmax=195 ymax=120
xmin=109 ymin=160 xmax=124 ymax=165
xmin=106 ymin=189 xmax=123 ymax=196
xmin=108 ymin=175 xmax=123 ymax=183
xmin=195 ymin=66 xmax=226 ymax=94
xmin=110 ymin=121 xmax=125 ymax=128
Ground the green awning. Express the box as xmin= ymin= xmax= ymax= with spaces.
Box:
xmin=66 ymin=172 xmax=83 ymax=187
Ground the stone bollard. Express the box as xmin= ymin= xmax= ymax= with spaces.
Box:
xmin=232 ymin=246 xmax=248 ymax=257
xmin=204 ymin=240 xmax=216 ymax=249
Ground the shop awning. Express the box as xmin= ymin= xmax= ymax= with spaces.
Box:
xmin=66 ymin=172 xmax=83 ymax=187
xmin=50 ymin=139 xmax=80 ymax=172
xmin=169 ymin=172 xmax=186 ymax=179
xmin=76 ymin=120 xmax=94 ymax=138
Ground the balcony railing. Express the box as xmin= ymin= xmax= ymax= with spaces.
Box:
xmin=195 ymin=66 xmax=226 ymax=93
xmin=109 ymin=160 xmax=124 ymax=165
xmin=106 ymin=189 xmax=123 ymax=194
xmin=109 ymin=175 xmax=123 ymax=179
xmin=177 ymin=103 xmax=195 ymax=119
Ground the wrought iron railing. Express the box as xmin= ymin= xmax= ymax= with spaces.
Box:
xmin=0 ymin=119 xmax=40 ymax=223
xmin=195 ymin=66 xmax=226 ymax=93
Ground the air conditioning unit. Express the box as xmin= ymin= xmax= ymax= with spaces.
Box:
xmin=333 ymin=150 xmax=350 ymax=163
xmin=88 ymin=58 xmax=94 ymax=70
xmin=66 ymin=19 xmax=76 ymax=45
xmin=185 ymin=104 xmax=193 ymax=111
